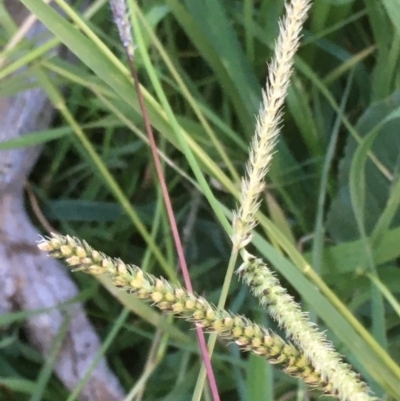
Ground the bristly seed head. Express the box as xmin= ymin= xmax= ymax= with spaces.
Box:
xmin=238 ymin=250 xmax=374 ymax=401
xmin=37 ymin=232 xmax=341 ymax=396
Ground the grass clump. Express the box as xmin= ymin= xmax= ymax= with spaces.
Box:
xmin=3 ymin=0 xmax=400 ymax=400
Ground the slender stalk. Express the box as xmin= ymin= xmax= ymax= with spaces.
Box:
xmin=109 ymin=1 xmax=219 ymax=398
xmin=192 ymin=250 xmax=239 ymax=401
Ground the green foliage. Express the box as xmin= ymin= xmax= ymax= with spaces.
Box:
xmin=2 ymin=0 xmax=400 ymax=400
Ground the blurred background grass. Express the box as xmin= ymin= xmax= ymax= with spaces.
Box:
xmin=1 ymin=0 xmax=400 ymax=400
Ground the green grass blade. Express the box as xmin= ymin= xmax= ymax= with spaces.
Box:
xmin=0 ymin=128 xmax=70 ymax=149
xmin=29 ymin=316 xmax=70 ymax=401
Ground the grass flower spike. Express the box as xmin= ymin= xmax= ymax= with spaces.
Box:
xmin=39 ymin=233 xmax=339 ymax=397
xmin=238 ymin=251 xmax=376 ymax=401
xmin=109 ymin=0 xmax=135 ymax=58
xmin=230 ymin=1 xmax=377 ymax=400
xmin=232 ymin=0 xmax=312 ymax=250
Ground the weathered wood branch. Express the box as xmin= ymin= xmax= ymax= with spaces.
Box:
xmin=0 ymin=2 xmax=125 ymax=400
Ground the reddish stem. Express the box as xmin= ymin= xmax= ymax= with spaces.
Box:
xmin=126 ymin=54 xmax=220 ymax=401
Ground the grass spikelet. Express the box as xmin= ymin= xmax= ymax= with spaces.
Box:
xmin=109 ymin=0 xmax=135 ymax=58
xmin=232 ymin=0 xmax=312 ymax=250
xmin=238 ymin=250 xmax=376 ymax=401
xmin=39 ymin=233 xmax=340 ymax=397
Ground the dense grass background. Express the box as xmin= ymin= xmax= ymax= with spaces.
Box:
xmin=1 ymin=0 xmax=400 ymax=400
